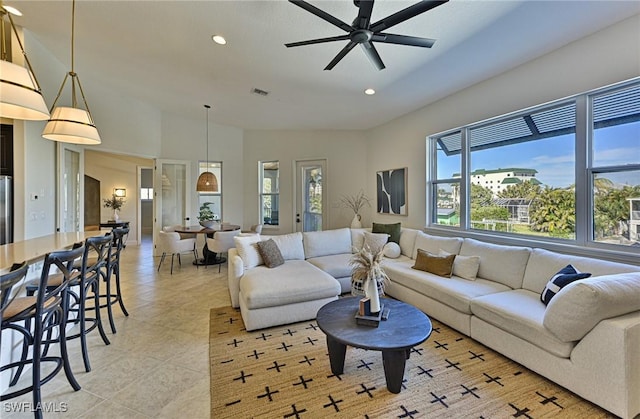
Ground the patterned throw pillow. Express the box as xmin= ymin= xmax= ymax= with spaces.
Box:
xmin=256 ymin=239 xmax=285 ymax=268
xmin=540 ymin=264 xmax=591 ymax=305
xmin=412 ymin=249 xmax=455 ymax=278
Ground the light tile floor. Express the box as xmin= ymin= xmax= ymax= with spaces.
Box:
xmin=1 ymin=236 xmax=228 ymax=418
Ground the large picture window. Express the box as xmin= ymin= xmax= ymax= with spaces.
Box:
xmin=260 ymin=161 xmax=279 ymax=226
xmin=428 ymin=79 xmax=639 ymax=253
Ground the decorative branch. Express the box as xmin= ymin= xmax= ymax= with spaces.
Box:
xmin=340 ymin=190 xmax=371 ymax=215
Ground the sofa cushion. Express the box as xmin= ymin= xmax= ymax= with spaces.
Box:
xmin=459 ymin=238 xmax=531 ymax=289
xmin=372 ymin=222 xmax=401 ymax=244
xmin=412 ymin=249 xmax=455 ymax=277
xmin=256 ymin=239 xmax=284 ymax=268
xmin=470 ymin=289 xmax=576 ymax=358
xmin=543 ymin=272 xmax=640 ymax=342
xmin=269 ymin=232 xmax=305 ymax=261
xmin=350 ymin=228 xmax=367 ymax=252
xmin=307 ymin=253 xmax=353 ymax=279
xmin=399 ymin=228 xmax=418 ymax=258
xmin=304 ymin=228 xmax=352 ymax=258
xmin=540 ymin=265 xmax=591 ymax=305
xmin=384 ymin=259 xmax=511 ymax=314
xmin=522 ymin=247 xmax=640 ymax=294
xmin=239 ymin=260 xmax=340 ymax=310
xmin=233 ymin=234 xmax=263 ymax=268
xmin=412 ymin=231 xmax=463 ymax=259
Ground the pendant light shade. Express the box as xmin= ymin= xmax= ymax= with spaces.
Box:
xmin=196 ymin=104 xmax=219 ymax=192
xmin=0 ymin=6 xmax=49 ymax=120
xmin=42 ymin=0 xmax=101 ymax=145
xmin=42 ymin=106 xmax=101 ymax=144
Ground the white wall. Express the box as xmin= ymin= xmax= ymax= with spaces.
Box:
xmin=243 ymin=130 xmax=368 ymax=233
xmin=366 ymin=14 xmax=640 ymax=230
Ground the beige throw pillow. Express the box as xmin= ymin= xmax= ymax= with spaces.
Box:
xmin=439 ymin=249 xmax=480 ymax=281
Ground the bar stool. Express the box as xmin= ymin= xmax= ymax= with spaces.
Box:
xmin=0 ymin=262 xmax=29 ymax=347
xmin=1 ymin=247 xmax=84 ymax=419
xmin=101 ymin=227 xmax=129 ymax=333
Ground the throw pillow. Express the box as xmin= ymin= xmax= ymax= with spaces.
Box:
xmin=362 ymin=231 xmax=389 ymax=254
xmin=382 ymin=242 xmax=401 ymax=259
xmin=270 ymin=232 xmax=305 ymax=261
xmin=540 ymin=264 xmax=591 ymax=305
xmin=372 ymin=222 xmax=401 ymax=244
xmin=233 ymin=235 xmax=263 ymax=269
xmin=256 ymin=239 xmax=285 ymax=268
xmin=438 ymin=249 xmax=480 ymax=281
xmin=412 ymin=249 xmax=455 ymax=277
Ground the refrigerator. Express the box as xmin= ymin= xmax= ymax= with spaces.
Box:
xmin=0 ymin=175 xmax=12 ymax=245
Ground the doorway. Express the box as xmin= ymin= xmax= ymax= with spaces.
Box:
xmin=295 ymin=159 xmax=327 ymax=232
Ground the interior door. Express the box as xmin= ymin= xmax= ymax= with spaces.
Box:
xmin=57 ymin=143 xmax=84 ymax=232
xmin=154 ymin=159 xmax=192 ymax=255
xmin=295 ymin=159 xmax=327 ymax=232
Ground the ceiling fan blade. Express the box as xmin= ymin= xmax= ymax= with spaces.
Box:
xmin=285 ymin=35 xmax=351 ymax=48
xmin=354 ymin=0 xmax=374 ymax=29
xmin=370 ymin=0 xmax=448 ymax=32
xmin=289 ymin=0 xmax=353 ymax=33
xmin=324 ymin=41 xmax=357 ymax=70
xmin=360 ymin=41 xmax=386 ymax=71
xmin=372 ymin=33 xmax=436 ymax=48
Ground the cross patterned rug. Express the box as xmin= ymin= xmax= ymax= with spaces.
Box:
xmin=210 ymin=306 xmax=611 ymax=418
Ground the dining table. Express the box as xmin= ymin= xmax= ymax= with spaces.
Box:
xmin=173 ymin=224 xmax=241 ymax=266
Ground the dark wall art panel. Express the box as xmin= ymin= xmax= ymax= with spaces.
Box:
xmin=376 ymin=168 xmax=407 ymax=215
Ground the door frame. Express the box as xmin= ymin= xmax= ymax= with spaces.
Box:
xmin=293 ymin=158 xmax=328 ymax=232
xmin=153 ymin=159 xmax=192 ymax=255
xmin=56 ymin=143 xmax=84 ymax=232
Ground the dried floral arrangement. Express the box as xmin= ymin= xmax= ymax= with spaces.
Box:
xmin=340 ymin=190 xmax=371 ymax=215
xmin=350 ymin=245 xmax=389 ymax=294
xmin=103 ymin=194 xmax=125 ymax=211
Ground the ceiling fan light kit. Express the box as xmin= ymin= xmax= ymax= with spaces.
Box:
xmin=285 ymin=0 xmax=448 ymax=71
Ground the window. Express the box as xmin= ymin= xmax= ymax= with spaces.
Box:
xmin=140 ymin=188 xmax=153 ymax=200
xmin=590 ymin=84 xmax=640 ymax=246
xmin=260 ymin=161 xmax=279 ymax=226
xmin=428 ymin=79 xmax=640 ymax=252
xmin=198 ymin=161 xmax=222 ymax=221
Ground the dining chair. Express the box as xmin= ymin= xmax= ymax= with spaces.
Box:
xmin=0 ymin=247 xmax=84 ymax=418
xmin=157 ymin=230 xmax=197 ymax=274
xmin=205 ymin=229 xmax=241 ymax=272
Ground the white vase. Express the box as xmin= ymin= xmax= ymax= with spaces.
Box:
xmin=113 ymin=209 xmax=120 ymax=221
xmin=365 ymin=277 xmax=381 ymax=314
xmin=351 ymin=213 xmax=362 ymax=229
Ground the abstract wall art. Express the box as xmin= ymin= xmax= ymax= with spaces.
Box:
xmin=376 ymin=168 xmax=407 ymax=215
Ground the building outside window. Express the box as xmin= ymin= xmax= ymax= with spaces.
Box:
xmin=260 ymin=161 xmax=279 ymax=226
xmin=198 ymin=161 xmax=222 ymax=221
xmin=428 ymin=79 xmax=640 ymax=251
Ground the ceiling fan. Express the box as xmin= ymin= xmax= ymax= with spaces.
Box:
xmin=285 ymin=0 xmax=449 ymax=71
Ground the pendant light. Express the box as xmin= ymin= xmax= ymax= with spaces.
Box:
xmin=42 ymin=0 xmax=100 ymax=144
xmin=0 ymin=3 xmax=49 ymax=120
xmin=196 ymin=104 xmax=218 ymax=192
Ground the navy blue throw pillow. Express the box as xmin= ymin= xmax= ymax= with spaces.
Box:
xmin=540 ymin=264 xmax=591 ymax=305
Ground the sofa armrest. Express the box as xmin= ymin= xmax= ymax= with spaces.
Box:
xmin=228 ymin=248 xmax=244 ymax=308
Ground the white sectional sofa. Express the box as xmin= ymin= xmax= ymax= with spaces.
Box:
xmin=227 ymin=227 xmax=640 ymax=418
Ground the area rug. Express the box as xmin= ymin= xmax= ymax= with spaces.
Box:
xmin=210 ymin=306 xmax=612 ymax=418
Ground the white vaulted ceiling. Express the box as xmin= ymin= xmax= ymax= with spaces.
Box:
xmin=10 ymin=0 xmax=640 ymax=130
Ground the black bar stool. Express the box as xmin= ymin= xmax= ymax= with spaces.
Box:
xmin=1 ymin=246 xmax=84 ymax=419
xmin=102 ymin=227 xmax=129 ymax=333
xmin=0 ymin=262 xmax=29 ymax=348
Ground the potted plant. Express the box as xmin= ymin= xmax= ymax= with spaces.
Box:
xmin=350 ymin=245 xmax=389 ymax=314
xmin=340 ymin=190 xmax=370 ymax=228
xmin=103 ymin=194 xmax=125 ymax=221
xmin=198 ymin=202 xmax=218 ymax=228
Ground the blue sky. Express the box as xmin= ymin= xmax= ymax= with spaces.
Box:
xmin=439 ymin=122 xmax=639 ymax=188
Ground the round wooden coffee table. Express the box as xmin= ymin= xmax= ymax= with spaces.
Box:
xmin=316 ymin=296 xmax=432 ymax=393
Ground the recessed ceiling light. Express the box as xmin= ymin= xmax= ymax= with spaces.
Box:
xmin=2 ymin=5 xmax=23 ymax=16
xmin=212 ymin=35 xmax=227 ymax=45
xmin=364 ymin=88 xmax=376 ymax=95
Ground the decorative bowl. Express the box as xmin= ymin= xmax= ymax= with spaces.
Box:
xmin=199 ymin=220 xmax=215 ymax=228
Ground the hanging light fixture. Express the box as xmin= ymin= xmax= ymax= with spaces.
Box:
xmin=196 ymin=104 xmax=218 ymax=192
xmin=0 ymin=2 xmax=49 ymax=120
xmin=42 ymin=0 xmax=100 ymax=144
